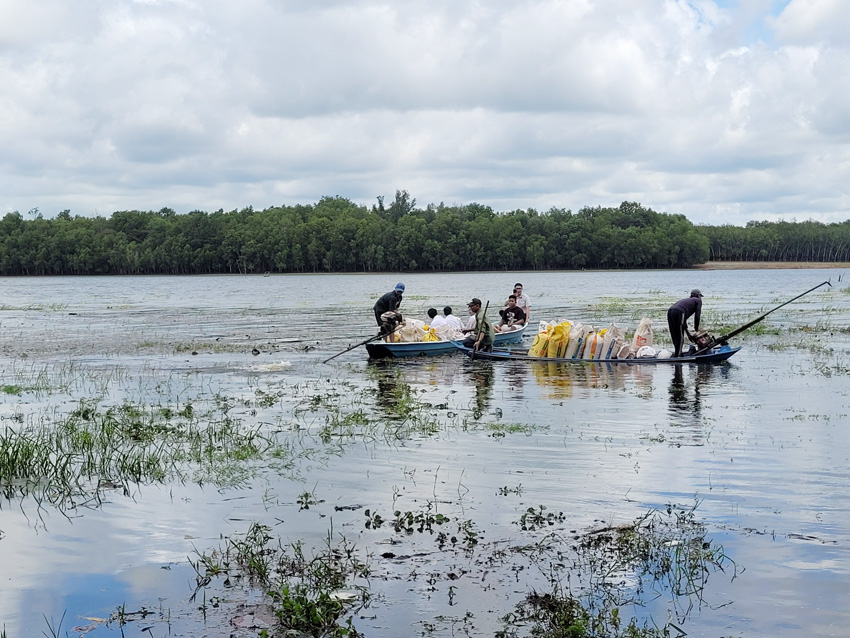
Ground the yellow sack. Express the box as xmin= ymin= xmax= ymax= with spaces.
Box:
xmin=528 ymin=325 xmax=553 ymax=357
xmin=422 ymin=327 xmax=441 ymax=342
xmin=547 ymin=321 xmax=572 ymax=358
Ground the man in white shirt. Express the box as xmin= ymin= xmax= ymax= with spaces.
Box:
xmin=428 ymin=308 xmax=448 ymax=328
xmin=509 ymin=283 xmax=531 ymax=321
xmin=442 ymin=306 xmax=464 ymax=332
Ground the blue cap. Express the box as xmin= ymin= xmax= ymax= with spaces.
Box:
xmin=395 ymin=283 xmax=405 ymax=292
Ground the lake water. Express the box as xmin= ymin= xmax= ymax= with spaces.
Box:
xmin=1 ymin=269 xmax=849 ymax=637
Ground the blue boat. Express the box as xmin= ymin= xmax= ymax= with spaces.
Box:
xmin=365 ymin=324 xmax=527 ymax=359
xmin=453 ymin=342 xmax=740 ymax=364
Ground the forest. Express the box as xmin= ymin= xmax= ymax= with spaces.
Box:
xmin=0 ymin=192 xmax=847 ymax=275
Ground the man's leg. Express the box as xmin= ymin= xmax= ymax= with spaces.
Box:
xmin=667 ymin=308 xmax=684 ymax=357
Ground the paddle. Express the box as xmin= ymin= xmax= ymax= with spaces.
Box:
xmin=323 ymin=324 xmax=403 ymax=364
xmin=470 ymin=300 xmax=490 ymax=360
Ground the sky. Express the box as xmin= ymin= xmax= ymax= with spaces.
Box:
xmin=1 ymin=0 xmax=848 ymax=226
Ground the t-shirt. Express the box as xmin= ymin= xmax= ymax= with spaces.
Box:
xmin=444 ymin=315 xmax=464 ymax=332
xmin=513 ymin=292 xmax=530 ymax=314
xmin=429 ymin=315 xmax=448 ymax=328
xmin=373 ymin=290 xmax=402 ymax=314
xmin=501 ymin=306 xmax=526 ymax=326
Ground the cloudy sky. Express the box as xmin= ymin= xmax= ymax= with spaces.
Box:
xmin=1 ymin=0 xmax=848 ymax=225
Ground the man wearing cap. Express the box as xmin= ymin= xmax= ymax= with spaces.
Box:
xmin=374 ymin=283 xmax=405 ymax=330
xmin=667 ymin=289 xmax=703 ymax=357
xmin=461 ymin=298 xmax=495 ymax=352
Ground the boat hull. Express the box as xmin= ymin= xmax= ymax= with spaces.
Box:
xmin=454 ymin=342 xmax=740 ymax=364
xmin=366 ymin=324 xmax=527 ymax=359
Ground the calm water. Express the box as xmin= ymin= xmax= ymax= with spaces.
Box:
xmin=1 ymin=269 xmax=849 ymax=637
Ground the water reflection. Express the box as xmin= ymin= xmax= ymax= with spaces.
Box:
xmin=529 ymin=361 xmax=653 ymax=398
xmin=368 ymin=360 xmax=415 ymax=419
xmin=462 ymin=361 xmax=495 ymax=417
xmin=667 ymin=363 xmax=731 ymax=433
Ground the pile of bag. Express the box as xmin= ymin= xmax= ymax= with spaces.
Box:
xmin=395 ymin=319 xmax=461 ymax=343
xmin=528 ymin=317 xmax=671 ymax=359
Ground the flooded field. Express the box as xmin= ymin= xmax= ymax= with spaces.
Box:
xmin=1 ymin=269 xmax=849 ymax=637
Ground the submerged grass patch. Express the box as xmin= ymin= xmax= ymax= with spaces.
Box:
xmin=183 ymin=500 xmax=736 ymax=638
xmin=191 ymin=522 xmax=371 ymax=637
xmin=499 ymin=502 xmax=739 ymax=637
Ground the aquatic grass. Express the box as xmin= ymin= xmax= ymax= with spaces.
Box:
xmin=0 ymin=398 xmax=282 ymax=511
xmin=499 ymin=503 xmax=737 ymax=637
xmin=191 ymin=522 xmax=371 ymax=637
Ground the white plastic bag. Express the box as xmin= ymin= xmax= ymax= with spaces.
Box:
xmin=636 ymin=345 xmax=657 ymax=359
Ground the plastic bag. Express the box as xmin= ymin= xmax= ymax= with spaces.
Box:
xmin=636 ymin=345 xmax=657 ymax=358
xmin=631 ymin=317 xmax=653 ymax=354
xmin=422 ymin=327 xmax=441 ymax=342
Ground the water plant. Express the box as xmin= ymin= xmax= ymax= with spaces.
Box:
xmin=191 ymin=522 xmax=370 ymax=637
xmin=499 ymin=502 xmax=739 ymax=637
xmin=0 ymin=397 xmax=282 ymax=511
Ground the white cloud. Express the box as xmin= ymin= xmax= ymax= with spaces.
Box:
xmin=0 ymin=0 xmax=848 ymax=224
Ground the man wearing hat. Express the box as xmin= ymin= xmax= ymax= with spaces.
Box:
xmin=667 ymin=289 xmax=703 ymax=357
xmin=461 ymin=298 xmax=495 ymax=352
xmin=373 ymin=283 xmax=405 ymax=329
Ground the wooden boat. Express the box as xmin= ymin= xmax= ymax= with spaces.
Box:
xmin=366 ymin=324 xmax=527 ymax=359
xmin=453 ymin=342 xmax=740 ymax=364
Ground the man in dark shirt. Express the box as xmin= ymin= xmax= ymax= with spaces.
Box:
xmin=373 ymin=283 xmax=404 ymax=327
xmin=495 ymin=295 xmax=526 ymax=332
xmin=667 ymin=289 xmax=703 ymax=357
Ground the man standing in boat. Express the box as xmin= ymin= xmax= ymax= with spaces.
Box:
xmin=374 ymin=283 xmax=405 ymax=340
xmin=667 ymin=289 xmax=703 ymax=357
xmin=374 ymin=283 xmax=404 ymax=326
xmin=462 ymin=298 xmax=495 ymax=352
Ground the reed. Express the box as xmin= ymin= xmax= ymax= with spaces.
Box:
xmin=0 ymin=398 xmax=279 ymax=511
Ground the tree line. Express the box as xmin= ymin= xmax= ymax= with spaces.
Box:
xmin=700 ymin=220 xmax=850 ymax=262
xmin=0 ymin=192 xmax=846 ymax=275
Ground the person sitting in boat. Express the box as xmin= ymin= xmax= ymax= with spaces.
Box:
xmin=374 ymin=283 xmax=404 ymax=328
xmin=443 ymin=306 xmax=464 ymax=332
xmin=427 ymin=308 xmax=448 ymax=329
xmin=667 ymin=289 xmax=703 ymax=357
xmin=495 ymin=295 xmax=526 ymax=332
xmin=461 ymin=298 xmax=494 ymax=352
xmin=506 ymin=283 xmax=531 ymax=322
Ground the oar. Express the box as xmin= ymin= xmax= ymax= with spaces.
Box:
xmin=470 ymin=300 xmax=490 ymax=361
xmin=322 ymin=325 xmax=402 ymax=364
xmin=693 ymin=279 xmax=832 ymax=356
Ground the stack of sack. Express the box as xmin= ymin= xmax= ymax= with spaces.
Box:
xmin=528 ymin=317 xmax=671 ymax=359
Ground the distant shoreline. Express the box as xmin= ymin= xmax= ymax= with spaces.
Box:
xmin=698 ymin=261 xmax=850 ymax=270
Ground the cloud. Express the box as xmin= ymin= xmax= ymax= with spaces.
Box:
xmin=0 ymin=0 xmax=848 ymax=225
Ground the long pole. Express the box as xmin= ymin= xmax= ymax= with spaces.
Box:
xmin=322 ymin=324 xmax=402 ymax=364
xmin=694 ymin=280 xmax=832 ymax=355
